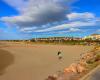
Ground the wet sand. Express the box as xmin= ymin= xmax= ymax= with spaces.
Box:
xmin=0 ymin=49 xmax=14 ymax=75
xmin=0 ymin=42 xmax=93 ymax=80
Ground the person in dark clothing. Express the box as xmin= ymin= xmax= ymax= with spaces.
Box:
xmin=57 ymin=51 xmax=62 ymax=60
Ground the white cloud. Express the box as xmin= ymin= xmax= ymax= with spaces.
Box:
xmin=1 ymin=11 xmax=99 ymax=33
xmin=3 ymin=0 xmax=74 ymax=11
xmin=46 ymin=27 xmax=82 ymax=34
xmin=20 ymin=27 xmax=37 ymax=32
xmin=19 ymin=12 xmax=99 ymax=33
xmin=67 ymin=12 xmax=95 ymax=21
xmin=1 ymin=0 xmax=100 ymax=34
xmin=35 ymin=21 xmax=96 ymax=32
xmin=3 ymin=0 xmax=28 ymax=12
xmin=68 ymin=28 xmax=81 ymax=32
xmin=1 ymin=0 xmax=73 ymax=28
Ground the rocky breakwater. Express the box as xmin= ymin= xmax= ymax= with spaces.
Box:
xmin=46 ymin=46 xmax=100 ymax=80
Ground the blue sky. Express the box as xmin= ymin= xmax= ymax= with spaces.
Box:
xmin=0 ymin=0 xmax=100 ymax=40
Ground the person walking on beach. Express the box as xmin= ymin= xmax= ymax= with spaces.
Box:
xmin=57 ymin=51 xmax=62 ymax=60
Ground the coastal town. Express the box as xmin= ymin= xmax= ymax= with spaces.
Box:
xmin=31 ymin=34 xmax=100 ymax=41
xmin=2 ymin=34 xmax=100 ymax=46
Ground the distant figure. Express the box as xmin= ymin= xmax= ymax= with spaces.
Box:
xmin=57 ymin=51 xmax=62 ymax=60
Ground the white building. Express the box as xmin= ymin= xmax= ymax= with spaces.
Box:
xmin=83 ymin=34 xmax=100 ymax=40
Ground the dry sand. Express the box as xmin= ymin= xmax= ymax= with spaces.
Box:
xmin=0 ymin=42 xmax=93 ymax=80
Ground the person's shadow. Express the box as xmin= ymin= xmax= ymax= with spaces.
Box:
xmin=0 ymin=49 xmax=14 ymax=75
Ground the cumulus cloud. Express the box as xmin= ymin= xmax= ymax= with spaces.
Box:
xmin=1 ymin=0 xmax=74 ymax=28
xmin=1 ymin=0 xmax=100 ymax=35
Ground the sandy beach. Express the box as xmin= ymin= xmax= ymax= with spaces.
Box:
xmin=0 ymin=42 xmax=93 ymax=80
